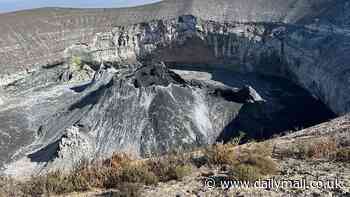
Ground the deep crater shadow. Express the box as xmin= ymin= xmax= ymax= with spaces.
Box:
xmin=168 ymin=63 xmax=336 ymax=142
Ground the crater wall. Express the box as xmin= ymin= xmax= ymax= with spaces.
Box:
xmin=0 ymin=0 xmax=349 ymax=115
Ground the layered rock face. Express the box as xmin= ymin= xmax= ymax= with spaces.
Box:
xmin=0 ymin=0 xmax=346 ymax=176
xmin=0 ymin=0 xmax=349 ymax=115
xmin=82 ymin=12 xmax=350 ymax=115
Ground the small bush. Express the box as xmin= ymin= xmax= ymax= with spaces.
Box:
xmin=105 ymin=153 xmax=133 ymax=169
xmin=228 ymin=131 xmax=246 ymax=146
xmin=119 ymin=164 xmax=159 ymax=185
xmin=45 ymin=171 xmax=75 ymax=194
xmin=170 ymin=165 xmax=192 ymax=180
xmin=229 ymin=164 xmax=262 ymax=181
xmin=242 ymin=154 xmax=278 ymax=175
xmin=294 ymin=142 xmax=311 ymax=159
xmin=204 ymin=143 xmax=237 ymax=166
xmin=70 ymin=56 xmax=83 ymax=70
xmin=335 ymin=148 xmax=350 ymax=162
xmin=67 ymin=171 xmax=90 ymax=192
xmin=19 ymin=177 xmax=45 ymax=197
xmin=229 ymin=152 xmax=278 ymax=181
xmin=102 ymin=165 xmax=158 ymax=189
xmin=307 ymin=138 xmax=337 ymax=159
xmin=0 ymin=177 xmax=24 ymax=197
xmin=73 ymin=161 xmax=106 ymax=188
xmin=20 ymin=170 xmax=90 ymax=195
xmin=147 ymin=154 xmax=192 ymax=182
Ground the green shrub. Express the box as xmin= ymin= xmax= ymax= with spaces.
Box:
xmin=170 ymin=165 xmax=192 ymax=180
xmin=147 ymin=154 xmax=192 ymax=182
xmin=229 ymin=152 xmax=278 ymax=181
xmin=120 ymin=164 xmax=159 ymax=185
xmin=70 ymin=55 xmax=83 ymax=70
xmin=229 ymin=164 xmax=263 ymax=181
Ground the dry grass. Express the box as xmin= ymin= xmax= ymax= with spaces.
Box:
xmin=204 ymin=142 xmax=278 ymax=181
xmin=276 ymin=137 xmax=350 ymax=162
xmin=0 ymin=177 xmax=23 ymax=197
xmin=0 ymin=152 xmax=194 ymax=196
xmin=146 ymin=153 xmax=193 ymax=181
xmin=229 ymin=152 xmax=279 ymax=181
xmin=307 ymin=138 xmax=338 ymax=159
xmin=204 ymin=143 xmax=238 ymax=166
xmin=0 ymin=141 xmax=280 ymax=196
xmin=228 ymin=143 xmax=278 ymax=181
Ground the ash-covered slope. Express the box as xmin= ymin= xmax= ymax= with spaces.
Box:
xmin=1 ymin=60 xmax=267 ymax=176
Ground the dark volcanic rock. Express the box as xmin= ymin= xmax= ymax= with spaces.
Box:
xmin=134 ymin=62 xmax=186 ymax=88
xmin=212 ymin=85 xmax=265 ymax=104
xmin=235 ymin=86 xmax=265 ymax=104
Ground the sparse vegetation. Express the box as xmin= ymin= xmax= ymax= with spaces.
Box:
xmin=203 ymin=132 xmax=247 ymax=166
xmin=230 ymin=163 xmax=262 ymax=181
xmin=276 ymin=137 xmax=350 ymax=163
xmin=147 ymin=153 xmax=193 ymax=181
xmin=204 ymin=141 xmax=278 ymax=182
xmin=0 ymin=177 xmax=23 ymax=197
xmin=204 ymin=143 xmax=238 ymax=166
xmin=335 ymin=147 xmax=350 ymax=162
xmin=227 ymin=142 xmax=278 ymax=181
xmin=229 ymin=152 xmax=278 ymax=181
xmin=0 ymin=142 xmax=281 ymax=196
xmin=0 ymin=152 xmax=194 ymax=196
xmin=228 ymin=131 xmax=246 ymax=146
xmin=70 ymin=55 xmax=84 ymax=71
xmin=307 ymin=138 xmax=338 ymax=159
xmin=173 ymin=165 xmax=192 ymax=180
